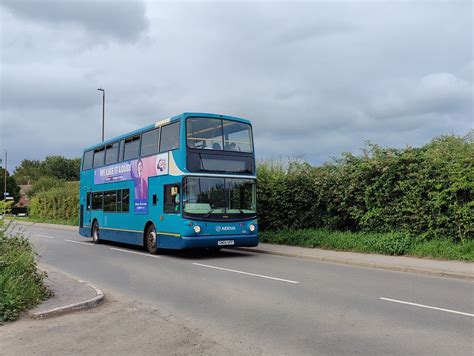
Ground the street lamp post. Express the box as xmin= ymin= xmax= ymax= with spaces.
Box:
xmin=3 ymin=150 xmax=7 ymax=201
xmin=97 ymin=88 xmax=105 ymax=142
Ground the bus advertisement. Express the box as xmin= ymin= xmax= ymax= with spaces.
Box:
xmin=79 ymin=113 xmax=258 ymax=254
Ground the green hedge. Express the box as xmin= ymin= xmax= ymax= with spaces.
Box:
xmin=29 ymin=182 xmax=79 ymax=225
xmin=257 ymin=133 xmax=473 ymax=244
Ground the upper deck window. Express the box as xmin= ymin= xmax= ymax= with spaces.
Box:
xmin=187 ymin=118 xmax=253 ymax=153
xmin=93 ymin=147 xmax=105 ymax=168
xmin=105 ymin=142 xmax=119 ymax=165
xmin=123 ymin=135 xmax=140 ymax=161
xmin=141 ymin=128 xmax=160 ymax=156
xmin=160 ymin=121 xmax=180 ymax=152
xmin=82 ymin=150 xmax=93 ymax=170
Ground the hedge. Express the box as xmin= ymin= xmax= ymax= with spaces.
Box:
xmin=29 ymin=182 xmax=79 ymax=225
xmin=257 ymin=132 xmax=473 ymax=244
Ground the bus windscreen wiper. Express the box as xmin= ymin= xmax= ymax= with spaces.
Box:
xmin=203 ymin=208 xmax=218 ymax=218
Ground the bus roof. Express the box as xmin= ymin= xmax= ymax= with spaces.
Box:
xmin=83 ymin=112 xmax=251 ymax=152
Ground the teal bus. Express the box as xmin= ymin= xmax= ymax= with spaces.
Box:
xmin=79 ymin=113 xmax=258 ymax=253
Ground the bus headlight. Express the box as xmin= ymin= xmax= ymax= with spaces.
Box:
xmin=249 ymin=224 xmax=256 ymax=232
xmin=193 ymin=225 xmax=201 ymax=234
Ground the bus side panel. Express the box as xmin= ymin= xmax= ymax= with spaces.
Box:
xmin=99 ymin=228 xmax=142 ymax=245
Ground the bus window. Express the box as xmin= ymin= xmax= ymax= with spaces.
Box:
xmin=187 ymin=118 xmax=223 ymax=150
xmin=82 ymin=150 xmax=94 ymax=170
xmin=223 ymin=121 xmax=253 ymax=153
xmin=141 ymin=128 xmax=160 ymax=156
xmin=117 ymin=190 xmax=122 ymax=211
xmin=86 ymin=192 xmax=91 ymax=210
xmin=92 ymin=192 xmax=103 ymax=210
xmin=105 ymin=142 xmax=119 ymax=165
xmin=93 ymin=147 xmax=105 ymax=168
xmin=124 ymin=135 xmax=141 ymax=161
xmin=103 ymin=190 xmax=117 ymax=212
xmin=121 ymin=189 xmax=130 ymax=212
xmin=119 ymin=139 xmax=125 ymax=162
xmin=160 ymin=122 xmax=180 ymax=152
xmin=164 ymin=184 xmax=180 ymax=213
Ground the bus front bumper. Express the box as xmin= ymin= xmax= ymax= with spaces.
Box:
xmin=170 ymin=234 xmax=258 ymax=249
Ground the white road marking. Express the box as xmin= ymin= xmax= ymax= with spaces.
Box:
xmin=380 ymin=297 xmax=474 ymax=317
xmin=110 ymin=247 xmax=161 ymax=258
xmin=36 ymin=234 xmax=55 ymax=239
xmin=65 ymin=239 xmax=93 ymax=246
xmin=193 ymin=263 xmax=300 ymax=284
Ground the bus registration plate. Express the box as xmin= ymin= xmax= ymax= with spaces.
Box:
xmin=218 ymin=240 xmax=234 ymax=246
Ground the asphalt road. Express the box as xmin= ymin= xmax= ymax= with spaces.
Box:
xmin=19 ymin=224 xmax=474 ymax=355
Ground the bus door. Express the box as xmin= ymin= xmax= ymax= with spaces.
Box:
xmin=160 ymin=183 xmax=182 ymax=237
xmin=82 ymin=187 xmax=92 ymax=228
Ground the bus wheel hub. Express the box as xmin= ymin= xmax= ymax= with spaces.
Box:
xmin=148 ymin=231 xmax=156 ymax=248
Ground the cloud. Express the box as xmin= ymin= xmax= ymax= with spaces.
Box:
xmin=0 ymin=1 xmax=472 ymax=169
xmin=368 ymin=73 xmax=472 ymax=120
xmin=0 ymin=0 xmax=148 ymax=43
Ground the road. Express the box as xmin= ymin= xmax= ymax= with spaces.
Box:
xmin=17 ymin=224 xmax=474 ymax=355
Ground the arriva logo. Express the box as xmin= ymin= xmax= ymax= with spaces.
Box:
xmin=215 ymin=226 xmax=236 ymax=232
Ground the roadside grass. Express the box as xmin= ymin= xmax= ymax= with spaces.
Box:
xmin=260 ymin=229 xmax=474 ymax=262
xmin=12 ymin=216 xmax=76 ymax=226
xmin=0 ymin=221 xmax=51 ymax=323
xmin=408 ymin=239 xmax=474 ymax=261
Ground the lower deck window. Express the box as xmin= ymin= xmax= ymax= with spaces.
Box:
xmin=90 ymin=189 xmax=129 ymax=212
xmin=92 ymin=192 xmax=103 ymax=210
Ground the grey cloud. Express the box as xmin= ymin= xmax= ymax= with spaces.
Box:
xmin=1 ymin=65 xmax=97 ymax=110
xmin=276 ymin=22 xmax=356 ymax=45
xmin=1 ymin=0 xmax=148 ymax=42
xmin=369 ymin=73 xmax=472 ymax=120
xmin=0 ymin=1 xmax=472 ymax=169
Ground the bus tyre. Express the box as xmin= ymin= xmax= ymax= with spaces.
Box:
xmin=146 ymin=225 xmax=158 ymax=254
xmin=92 ymin=221 xmax=101 ymax=244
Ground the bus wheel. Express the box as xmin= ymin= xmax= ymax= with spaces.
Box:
xmin=146 ymin=224 xmax=158 ymax=254
xmin=92 ymin=221 xmax=101 ymax=244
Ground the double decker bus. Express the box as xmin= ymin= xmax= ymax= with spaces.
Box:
xmin=79 ymin=113 xmax=258 ymax=253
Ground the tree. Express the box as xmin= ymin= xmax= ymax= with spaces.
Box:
xmin=13 ymin=156 xmax=81 ymax=185
xmin=12 ymin=159 xmax=41 ymax=185
xmin=41 ymin=156 xmax=81 ymax=181
xmin=29 ymin=176 xmax=66 ymax=197
xmin=0 ymin=168 xmax=21 ymax=203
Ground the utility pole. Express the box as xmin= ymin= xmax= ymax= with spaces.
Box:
xmin=97 ymin=88 xmax=105 ymax=142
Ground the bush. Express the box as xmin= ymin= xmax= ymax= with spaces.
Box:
xmin=0 ymin=221 xmax=51 ymax=322
xmin=29 ymin=182 xmax=79 ymax=225
xmin=257 ymin=132 xmax=474 ymax=245
xmin=29 ymin=176 xmax=66 ymax=197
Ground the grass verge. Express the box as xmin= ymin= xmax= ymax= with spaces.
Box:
xmin=0 ymin=221 xmax=51 ymax=323
xmin=12 ymin=216 xmax=76 ymax=226
xmin=260 ymin=229 xmax=474 ymax=261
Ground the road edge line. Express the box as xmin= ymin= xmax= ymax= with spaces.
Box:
xmin=234 ymin=247 xmax=474 ymax=281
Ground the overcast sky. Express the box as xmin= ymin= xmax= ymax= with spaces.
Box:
xmin=1 ymin=0 xmax=472 ymax=170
